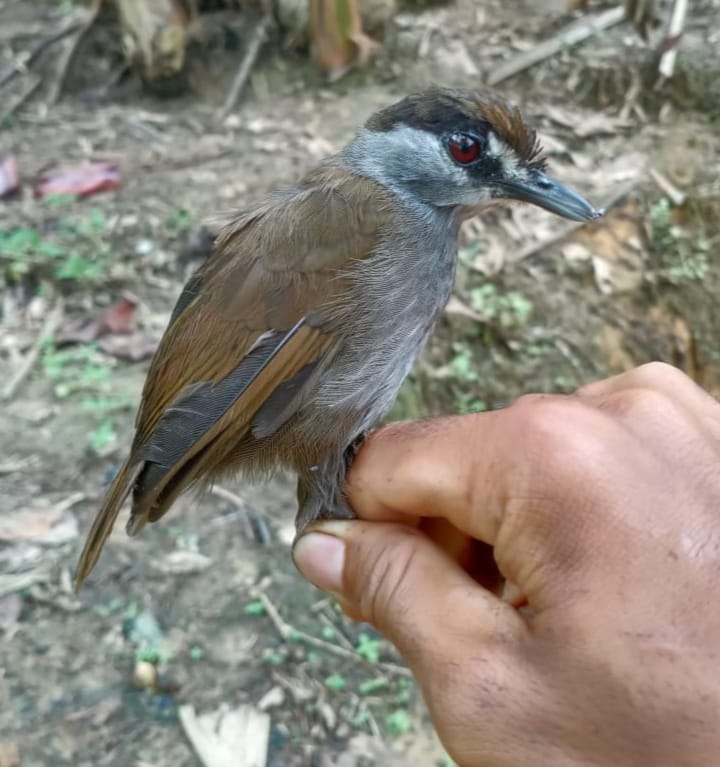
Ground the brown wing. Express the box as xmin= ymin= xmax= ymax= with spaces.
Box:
xmin=74 ymin=166 xmax=392 ymax=586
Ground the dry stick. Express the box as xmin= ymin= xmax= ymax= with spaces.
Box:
xmin=0 ymin=19 xmax=82 ymax=90
xmin=488 ymin=6 xmax=626 ymax=86
xmin=0 ymin=75 xmax=41 ymax=123
xmin=657 ymin=0 xmax=688 ymax=80
xmin=252 ymin=589 xmax=413 ymax=678
xmin=649 ymin=167 xmax=686 ymax=206
xmin=49 ymin=0 xmax=104 ymax=104
xmin=217 ymin=10 xmax=272 ymax=122
xmin=2 ymin=299 xmax=64 ymax=402
xmin=514 ymin=180 xmax=639 ymax=263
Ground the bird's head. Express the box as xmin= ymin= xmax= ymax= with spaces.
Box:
xmin=343 ymin=88 xmax=601 ymax=222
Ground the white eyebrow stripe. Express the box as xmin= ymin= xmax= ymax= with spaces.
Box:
xmin=486 ymin=131 xmax=529 ymax=180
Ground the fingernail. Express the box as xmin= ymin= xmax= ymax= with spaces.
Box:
xmin=293 ymin=532 xmax=346 ymax=594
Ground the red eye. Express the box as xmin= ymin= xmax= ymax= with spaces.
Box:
xmin=448 ymin=132 xmax=480 ymax=164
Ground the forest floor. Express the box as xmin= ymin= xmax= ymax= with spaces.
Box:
xmin=1 ymin=0 xmax=719 ymax=765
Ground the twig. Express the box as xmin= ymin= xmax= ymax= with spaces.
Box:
xmin=0 ymin=570 xmax=50 ymax=599
xmin=2 ymin=299 xmax=64 ymax=402
xmin=252 ymin=589 xmax=412 ymax=678
xmin=0 ymin=74 xmax=41 ymax=123
xmin=649 ymin=167 xmax=686 ymax=206
xmin=657 ymin=0 xmax=688 ymax=80
xmin=0 ymin=19 xmax=82 ymax=90
xmin=515 ymin=180 xmax=638 ymax=263
xmin=488 ymin=6 xmax=625 ymax=86
xmin=49 ymin=0 xmax=103 ymax=104
xmin=210 ymin=484 xmax=249 ymax=511
xmin=217 ymin=9 xmax=272 ymax=121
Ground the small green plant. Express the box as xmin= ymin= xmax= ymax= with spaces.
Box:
xmin=135 ymin=645 xmax=171 ymax=665
xmin=166 ymin=208 xmax=192 ymax=234
xmin=88 ymin=419 xmax=117 ymax=455
xmin=262 ymin=648 xmax=287 ymax=666
xmin=324 ymin=674 xmax=347 ymax=692
xmin=470 ymin=284 xmax=533 ymax=328
xmin=321 ymin=625 xmax=337 ymax=641
xmin=359 ymin=676 xmax=389 ymax=695
xmin=243 ymin=600 xmax=266 ymax=616
xmin=649 ymin=198 xmax=709 ymax=283
xmin=41 ymin=343 xmax=111 ymax=398
xmin=189 ymin=645 xmax=205 ymax=661
xmin=453 ymin=390 xmax=487 ymax=414
xmin=384 ymin=708 xmax=412 ymax=736
xmin=448 ymin=343 xmax=478 ymax=383
xmin=356 ymin=633 xmax=381 ymax=663
xmin=0 ymin=206 xmax=114 ymax=289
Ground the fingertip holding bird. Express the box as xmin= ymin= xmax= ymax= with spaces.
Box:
xmin=293 ymin=523 xmax=351 ymax=594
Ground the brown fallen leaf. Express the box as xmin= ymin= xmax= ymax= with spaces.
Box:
xmin=444 ymin=295 xmax=490 ymax=325
xmin=36 ymin=162 xmax=121 ymax=198
xmin=57 ymin=298 xmax=138 ymax=346
xmin=309 ymin=0 xmax=378 ymax=79
xmin=98 ymin=331 xmax=159 ymax=361
xmin=0 ymin=493 xmax=83 ymax=544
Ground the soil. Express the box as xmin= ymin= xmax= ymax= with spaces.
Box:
xmin=0 ymin=1 xmax=719 ymax=765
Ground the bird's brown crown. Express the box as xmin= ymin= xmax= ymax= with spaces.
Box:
xmin=366 ymin=88 xmax=545 ymax=170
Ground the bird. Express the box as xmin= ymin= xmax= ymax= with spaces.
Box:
xmin=74 ymin=87 xmax=602 ymax=586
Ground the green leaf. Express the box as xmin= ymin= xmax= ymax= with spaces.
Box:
xmin=189 ymin=645 xmax=204 ymax=661
xmin=358 ymin=676 xmax=389 ymax=695
xmin=356 ymin=632 xmax=381 ymax=663
xmin=324 ymin=673 xmax=347 ymax=692
xmin=243 ymin=600 xmax=266 ymax=616
xmin=88 ymin=420 xmax=117 ymax=454
xmin=384 ymin=708 xmax=412 ymax=736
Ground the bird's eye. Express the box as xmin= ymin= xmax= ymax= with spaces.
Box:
xmin=447 ymin=132 xmax=481 ymax=165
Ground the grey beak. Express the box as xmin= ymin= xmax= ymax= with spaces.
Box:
xmin=498 ymin=170 xmax=603 ymax=222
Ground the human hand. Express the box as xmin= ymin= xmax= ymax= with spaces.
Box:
xmin=293 ymin=363 xmax=720 ymax=767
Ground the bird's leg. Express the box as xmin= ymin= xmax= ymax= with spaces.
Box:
xmin=344 ymin=430 xmax=367 ymax=471
xmin=295 ymin=432 xmax=368 ymax=531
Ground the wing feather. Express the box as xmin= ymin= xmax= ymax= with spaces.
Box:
xmin=74 ymin=166 xmax=394 ymax=587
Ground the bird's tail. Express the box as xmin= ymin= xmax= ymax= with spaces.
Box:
xmin=73 ymin=458 xmax=142 ymax=589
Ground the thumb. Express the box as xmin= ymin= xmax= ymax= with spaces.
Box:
xmin=293 ymin=520 xmax=522 ymax=670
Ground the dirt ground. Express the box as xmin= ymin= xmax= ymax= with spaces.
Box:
xmin=1 ymin=1 xmax=719 ymax=765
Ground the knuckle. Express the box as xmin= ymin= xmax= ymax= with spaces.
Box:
xmin=502 ymin=395 xmax=612 ymax=506
xmin=604 ymin=386 xmax=678 ymax=423
xmin=631 ymin=360 xmax=687 ymax=388
xmin=506 ymin=395 xmax=583 ymax=459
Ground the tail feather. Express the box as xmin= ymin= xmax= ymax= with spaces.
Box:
xmin=73 ymin=459 xmax=143 ymax=589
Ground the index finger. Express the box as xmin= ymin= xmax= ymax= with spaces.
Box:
xmin=346 ymin=412 xmax=508 ymax=544
xmin=345 ymin=396 xmax=618 ymax=549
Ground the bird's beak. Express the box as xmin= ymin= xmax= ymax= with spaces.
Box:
xmin=498 ymin=170 xmax=603 ymax=222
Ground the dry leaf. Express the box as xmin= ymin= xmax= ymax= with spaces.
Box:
xmin=0 ymin=155 xmax=20 ymax=199
xmin=600 ymin=324 xmax=637 ymax=372
xmin=0 ymin=494 xmax=83 ymax=544
xmin=309 ymin=0 xmax=377 ymax=78
xmin=36 ymin=162 xmax=121 ymax=198
xmin=0 ymin=594 xmax=22 ymax=638
xmin=150 ymin=550 xmax=212 ymax=575
xmin=444 ymin=295 xmax=489 ymax=324
xmin=0 ymin=742 xmax=20 ymax=767
xmin=58 ymin=298 xmax=138 ymax=346
xmin=98 ymin=331 xmax=159 ymax=361
xmin=179 ymin=703 xmax=270 ymax=767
